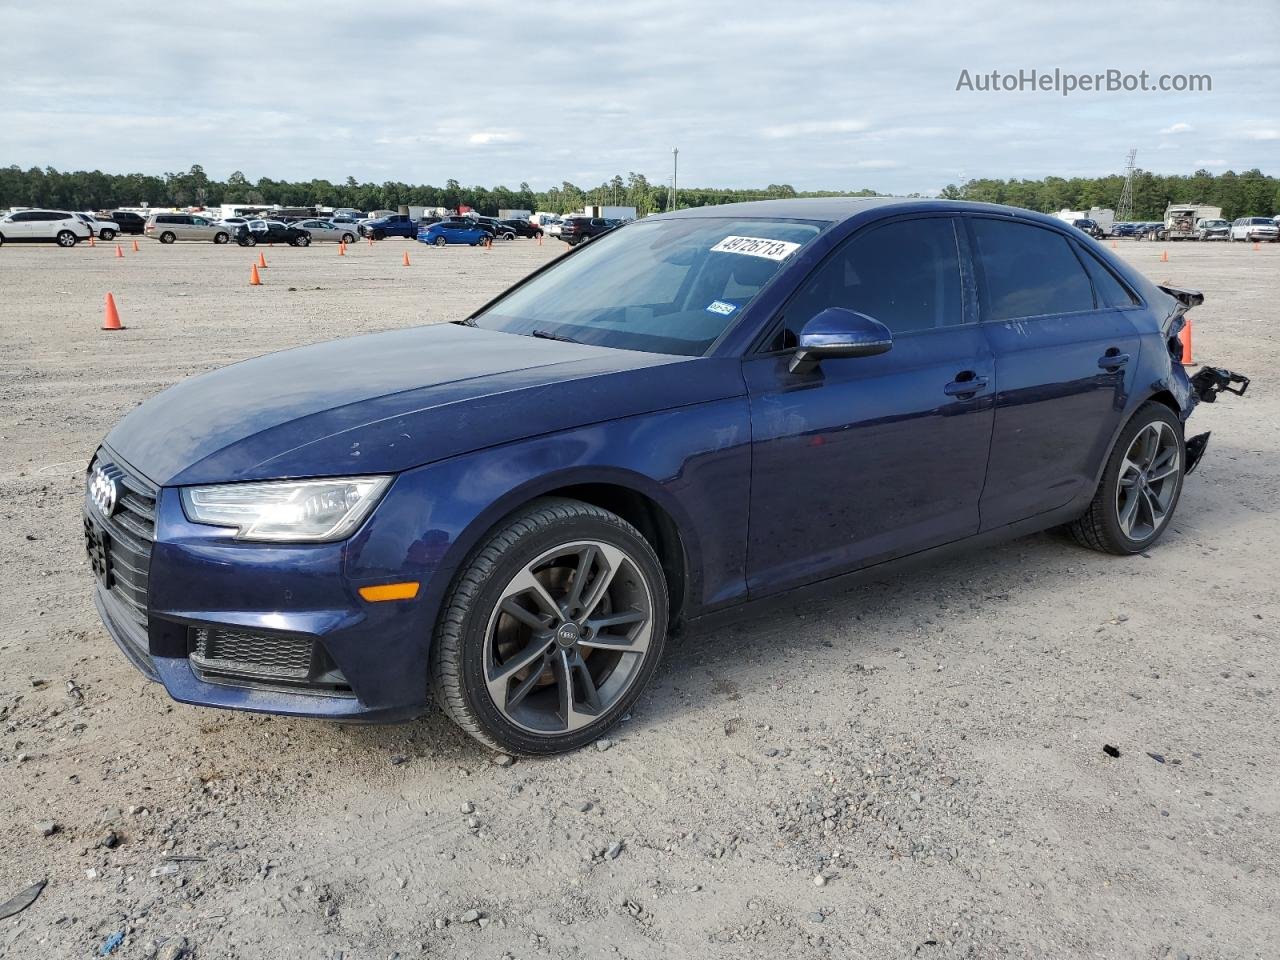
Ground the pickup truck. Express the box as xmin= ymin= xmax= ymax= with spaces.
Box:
xmin=359 ymin=214 xmax=418 ymax=240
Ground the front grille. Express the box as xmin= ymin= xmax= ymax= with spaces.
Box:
xmin=85 ymin=453 xmax=157 ymax=628
xmin=188 ymin=626 xmax=353 ymax=695
xmin=190 ymin=627 xmax=314 ymax=681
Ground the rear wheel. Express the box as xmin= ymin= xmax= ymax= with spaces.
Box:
xmin=296 ymin=235 xmax=311 ymax=247
xmin=434 ymin=236 xmax=447 ymax=247
xmin=57 ymin=230 xmax=78 ymax=247
xmin=342 ymin=233 xmax=355 ymax=244
xmin=431 ymin=498 xmax=668 ymax=755
xmin=159 ymin=231 xmax=176 ymax=244
xmin=1068 ymin=403 xmax=1185 ymax=555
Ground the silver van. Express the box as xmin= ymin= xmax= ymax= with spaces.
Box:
xmin=144 ymin=213 xmax=232 ymax=244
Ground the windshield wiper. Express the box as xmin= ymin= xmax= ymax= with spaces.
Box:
xmin=530 ymin=329 xmax=581 ymax=344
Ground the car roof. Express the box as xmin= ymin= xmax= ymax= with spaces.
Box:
xmin=644 ymin=196 xmax=1065 ymax=228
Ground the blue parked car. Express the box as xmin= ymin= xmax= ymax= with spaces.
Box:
xmin=418 ymin=220 xmax=489 ymax=246
xmin=84 ymin=198 xmax=1247 ymax=754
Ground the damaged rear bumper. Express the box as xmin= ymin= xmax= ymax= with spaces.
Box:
xmin=1183 ymin=366 xmax=1250 ymax=475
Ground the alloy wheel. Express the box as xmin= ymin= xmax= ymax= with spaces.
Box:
xmin=483 ymin=540 xmax=654 ymax=734
xmin=1115 ymin=421 xmax=1180 ymax=541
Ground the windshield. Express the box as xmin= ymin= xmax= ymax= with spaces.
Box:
xmin=472 ymin=216 xmax=826 ymax=355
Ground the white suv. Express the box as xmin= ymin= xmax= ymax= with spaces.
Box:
xmin=0 ymin=209 xmax=92 ymax=247
xmin=76 ymin=213 xmax=121 ymax=241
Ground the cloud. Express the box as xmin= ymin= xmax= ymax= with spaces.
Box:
xmin=0 ymin=1 xmax=1274 ymax=195
xmin=760 ymin=119 xmax=869 ymax=139
xmin=467 ymin=131 xmax=523 ymax=145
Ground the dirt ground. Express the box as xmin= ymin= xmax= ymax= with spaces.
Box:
xmin=0 ymin=235 xmax=1276 ymax=960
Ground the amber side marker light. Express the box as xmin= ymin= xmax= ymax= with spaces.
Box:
xmin=358 ymin=582 xmax=420 ymax=602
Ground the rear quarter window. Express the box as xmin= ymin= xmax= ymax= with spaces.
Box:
xmin=970 ymin=218 xmax=1095 ymax=321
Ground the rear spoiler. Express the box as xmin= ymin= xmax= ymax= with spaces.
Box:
xmin=1157 ymin=284 xmax=1204 ymax=309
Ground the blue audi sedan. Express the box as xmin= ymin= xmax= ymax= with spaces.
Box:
xmin=85 ymin=198 xmax=1245 ymax=754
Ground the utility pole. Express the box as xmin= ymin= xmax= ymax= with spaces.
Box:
xmin=669 ymin=147 xmax=679 ymax=212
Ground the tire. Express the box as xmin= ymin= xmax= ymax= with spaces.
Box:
xmin=342 ymin=233 xmax=355 ymax=244
xmin=1067 ymin=403 xmax=1186 ymax=555
xmin=372 ymin=229 xmax=386 ymax=241
xmin=295 ymin=235 xmax=311 ymax=247
xmin=159 ymin=231 xmax=176 ymax=244
xmin=241 ymin=235 xmax=257 ymax=247
xmin=57 ymin=230 xmax=78 ymax=247
xmin=99 ymin=228 xmax=116 ymax=241
xmin=431 ymin=497 xmax=669 ymax=755
xmin=213 ymin=232 xmax=229 ymax=244
xmin=434 ymin=236 xmax=447 ymax=247
xmin=0 ymin=233 xmax=5 ymax=247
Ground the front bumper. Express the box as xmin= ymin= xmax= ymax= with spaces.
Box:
xmin=85 ymin=453 xmax=444 ymax=723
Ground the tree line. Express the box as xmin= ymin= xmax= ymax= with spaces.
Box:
xmin=1 ymin=163 xmax=1276 ymax=220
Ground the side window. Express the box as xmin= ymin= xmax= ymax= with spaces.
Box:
xmin=1077 ymin=247 xmax=1139 ymax=308
xmin=970 ymin=219 xmax=1094 ymax=321
xmin=779 ymin=217 xmax=964 ymax=345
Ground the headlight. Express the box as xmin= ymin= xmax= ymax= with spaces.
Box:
xmin=180 ymin=476 xmax=391 ymax=542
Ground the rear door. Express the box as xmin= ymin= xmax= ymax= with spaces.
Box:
xmin=967 ymin=216 xmax=1143 ymax=529
xmin=744 ymin=214 xmax=995 ymax=594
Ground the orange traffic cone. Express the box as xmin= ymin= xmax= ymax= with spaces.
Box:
xmin=1179 ymin=318 xmax=1194 ymax=365
xmin=131 ymin=239 xmax=139 ymax=253
xmin=338 ymin=242 xmax=346 ymax=256
xmin=89 ymin=236 xmax=96 ymax=247
xmin=402 ymin=251 xmax=411 ymax=267
xmin=250 ymin=263 xmax=262 ymax=286
xmin=102 ymin=293 xmax=123 ymax=331
xmin=115 ymin=244 xmax=124 ymax=258
xmin=257 ymin=252 xmax=268 ymax=269
xmin=1110 ymin=240 xmax=1117 ymax=249
xmin=1160 ymin=249 xmax=1169 ymax=262
xmin=1253 ymin=241 xmax=1261 ymax=252
xmin=368 ymin=237 xmax=374 ymax=247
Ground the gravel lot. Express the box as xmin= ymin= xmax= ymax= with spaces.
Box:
xmin=1 ymin=236 xmax=1276 ymax=959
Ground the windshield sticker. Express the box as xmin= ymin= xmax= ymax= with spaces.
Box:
xmin=706 ymin=300 xmax=738 ymax=316
xmin=710 ymin=235 xmax=802 ymax=261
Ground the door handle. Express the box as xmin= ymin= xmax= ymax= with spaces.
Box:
xmin=1097 ymin=351 xmax=1130 ymax=370
xmin=943 ymin=373 xmax=989 ymax=398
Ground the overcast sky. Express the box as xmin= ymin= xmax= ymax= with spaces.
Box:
xmin=2 ymin=1 xmax=1276 ymax=194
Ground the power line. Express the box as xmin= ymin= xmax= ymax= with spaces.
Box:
xmin=1116 ymin=147 xmax=1137 ymax=221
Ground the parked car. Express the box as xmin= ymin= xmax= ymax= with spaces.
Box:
xmin=1195 ymin=218 xmax=1230 ymax=241
xmin=544 ymin=217 xmax=565 ymax=237
xmin=106 ymin=210 xmax=147 ymax=235
xmin=359 ymin=214 xmax=418 ymax=240
xmin=1069 ymin=218 xmax=1105 ymax=239
xmin=145 ymin=213 xmax=232 ymax=244
xmin=418 ymin=221 xmax=490 ymax=246
xmin=1229 ymin=217 xmax=1279 ymax=242
xmin=557 ymin=215 xmax=615 ymax=245
xmin=83 ymin=198 xmax=1247 ymax=754
xmin=1109 ymin=222 xmax=1138 ymax=238
xmin=0 ymin=209 xmax=91 ymax=246
xmin=293 ymin=219 xmax=358 ymax=244
xmin=475 ymin=216 xmax=517 ymax=240
xmin=76 ymin=212 xmax=121 ymax=240
xmin=1134 ymin=221 xmax=1165 ymax=241
xmin=232 ymin=220 xmax=312 ymax=246
xmin=502 ymin=218 xmax=544 ymax=239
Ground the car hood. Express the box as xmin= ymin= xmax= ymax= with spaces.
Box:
xmin=105 ymin=323 xmax=740 ymax=486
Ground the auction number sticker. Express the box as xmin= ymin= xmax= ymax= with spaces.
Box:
xmin=711 ymin=235 xmax=801 ymax=261
xmin=706 ymin=300 xmax=738 ymax=316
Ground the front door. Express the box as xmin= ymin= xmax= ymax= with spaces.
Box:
xmin=744 ymin=215 xmax=995 ymax=596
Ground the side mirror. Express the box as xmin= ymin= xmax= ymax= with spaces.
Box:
xmin=789 ymin=307 xmax=893 ymax=374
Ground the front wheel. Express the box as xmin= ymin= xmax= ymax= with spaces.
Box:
xmin=371 ymin=229 xmax=386 ymax=241
xmin=1068 ymin=403 xmax=1185 ymax=555
xmin=240 ymin=234 xmax=257 ymax=247
xmin=213 ymin=232 xmax=229 ymax=244
xmin=99 ymin=228 xmax=116 ymax=241
xmin=342 ymin=233 xmax=355 ymax=244
xmin=431 ymin=498 xmax=669 ymax=755
xmin=434 ymin=236 xmax=447 ymax=247
xmin=57 ymin=230 xmax=79 ymax=247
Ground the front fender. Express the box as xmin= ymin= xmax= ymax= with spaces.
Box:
xmin=344 ymin=395 xmax=753 ymax=660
